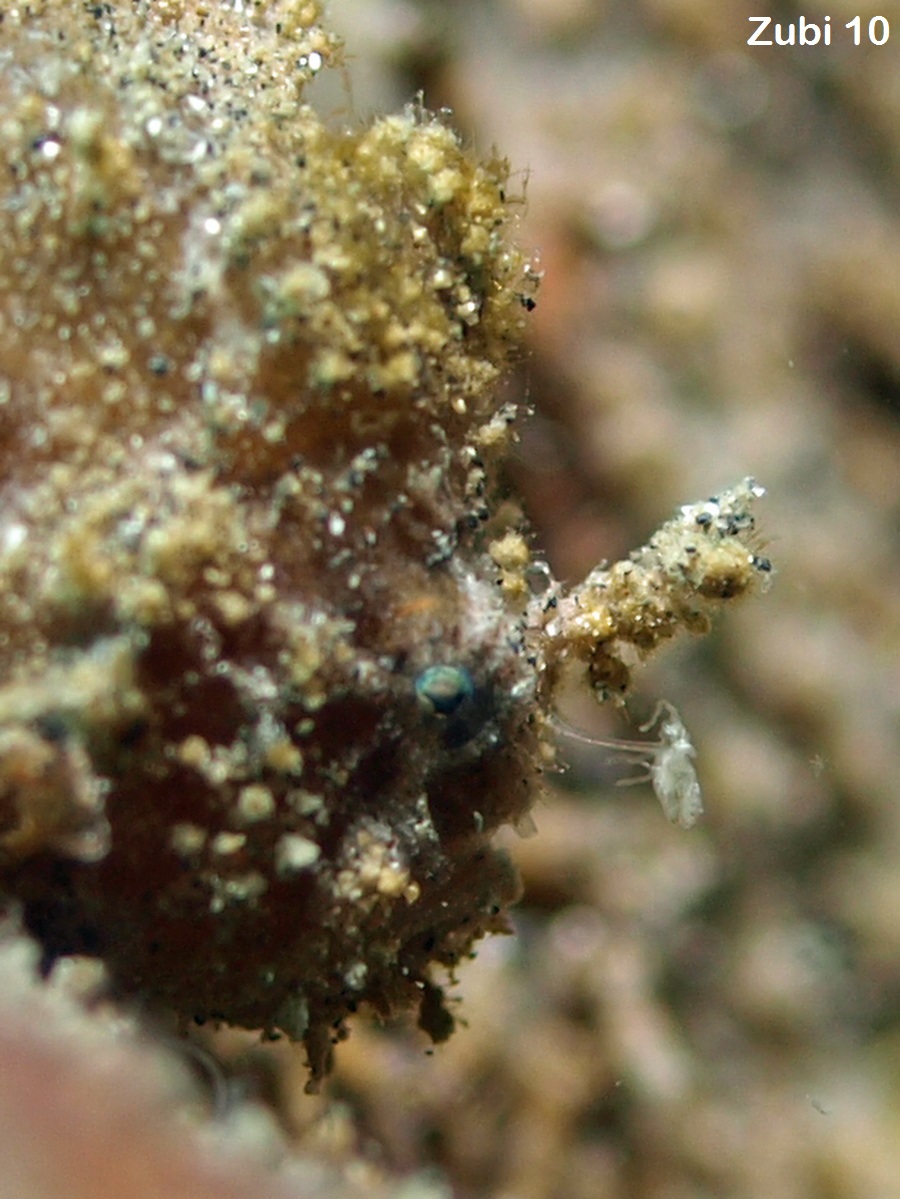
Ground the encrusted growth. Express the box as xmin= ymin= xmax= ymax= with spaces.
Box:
xmin=537 ymin=479 xmax=769 ymax=700
xmin=0 ymin=1 xmax=769 ymax=1082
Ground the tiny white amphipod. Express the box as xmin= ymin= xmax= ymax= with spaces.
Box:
xmin=639 ymin=701 xmax=703 ymax=830
xmin=554 ymin=700 xmax=704 ymax=830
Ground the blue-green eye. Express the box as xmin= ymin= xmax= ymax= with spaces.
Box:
xmin=415 ymin=664 xmax=475 ymax=717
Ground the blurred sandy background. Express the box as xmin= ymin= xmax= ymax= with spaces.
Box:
xmin=257 ymin=2 xmax=900 ymax=1196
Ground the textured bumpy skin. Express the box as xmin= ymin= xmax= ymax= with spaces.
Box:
xmin=0 ymin=0 xmax=541 ymax=1081
xmin=0 ymin=1 xmax=769 ymax=1083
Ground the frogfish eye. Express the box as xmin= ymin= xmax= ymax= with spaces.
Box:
xmin=414 ymin=664 xmax=475 ymax=717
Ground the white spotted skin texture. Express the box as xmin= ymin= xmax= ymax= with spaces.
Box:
xmin=0 ymin=0 xmax=542 ymax=1083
